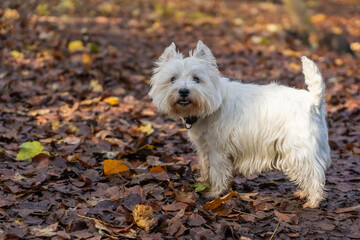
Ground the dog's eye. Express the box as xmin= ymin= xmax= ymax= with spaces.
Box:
xmin=193 ymin=77 xmax=200 ymax=83
xmin=171 ymin=77 xmax=176 ymax=83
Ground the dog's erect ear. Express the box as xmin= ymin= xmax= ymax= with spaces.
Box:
xmin=193 ymin=40 xmax=216 ymax=64
xmin=157 ymin=42 xmax=177 ymax=64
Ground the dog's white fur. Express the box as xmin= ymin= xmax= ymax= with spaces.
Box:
xmin=149 ymin=41 xmax=331 ymax=208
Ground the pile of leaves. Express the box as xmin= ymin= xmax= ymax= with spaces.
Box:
xmin=0 ymin=0 xmax=359 ymax=239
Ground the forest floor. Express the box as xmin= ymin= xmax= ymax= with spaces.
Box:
xmin=0 ymin=0 xmax=360 ymax=239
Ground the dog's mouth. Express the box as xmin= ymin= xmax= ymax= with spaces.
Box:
xmin=177 ymin=98 xmax=191 ymax=106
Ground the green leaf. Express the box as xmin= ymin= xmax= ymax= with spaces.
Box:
xmin=89 ymin=43 xmax=98 ymax=53
xmin=16 ymin=141 xmax=50 ymax=161
xmin=191 ymin=182 xmax=211 ymax=192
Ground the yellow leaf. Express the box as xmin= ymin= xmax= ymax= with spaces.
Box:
xmin=311 ymin=13 xmax=326 ymax=23
xmin=351 ymin=42 xmax=360 ymax=52
xmin=103 ymin=96 xmax=119 ymax=105
xmin=68 ymin=40 xmax=84 ymax=52
xmin=51 ymin=121 xmax=79 ymax=133
xmin=139 ymin=123 xmax=154 ymax=135
xmin=149 ymin=165 xmax=165 ymax=173
xmin=51 ymin=121 xmax=60 ymax=131
xmin=104 ymin=159 xmax=129 ymax=175
xmin=3 ymin=9 xmax=20 ymax=20
xmin=36 ymin=3 xmax=50 ymax=16
xmin=331 ymin=26 xmax=342 ymax=34
xmin=82 ymin=53 xmax=91 ymax=64
xmin=10 ymin=50 xmax=24 ymax=59
xmin=132 ymin=205 xmax=158 ymax=231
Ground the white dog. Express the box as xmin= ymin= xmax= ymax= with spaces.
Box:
xmin=149 ymin=41 xmax=331 ymax=208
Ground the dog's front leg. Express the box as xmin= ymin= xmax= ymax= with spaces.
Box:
xmin=196 ymin=150 xmax=210 ymax=183
xmin=205 ymin=150 xmax=233 ymax=198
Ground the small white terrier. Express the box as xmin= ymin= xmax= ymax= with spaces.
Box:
xmin=149 ymin=41 xmax=331 ymax=208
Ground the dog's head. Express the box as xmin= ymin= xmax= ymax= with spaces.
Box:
xmin=149 ymin=41 xmax=224 ymax=118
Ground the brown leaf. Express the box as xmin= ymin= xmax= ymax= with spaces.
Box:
xmin=175 ymin=190 xmax=197 ymax=205
xmin=187 ymin=214 xmax=206 ymax=227
xmin=30 ymin=223 xmax=58 ymax=237
xmin=239 ymin=214 xmax=256 ymax=223
xmin=32 ymin=153 xmax=49 ymax=169
xmin=203 ymin=190 xmax=235 ymax=210
xmin=274 ymin=210 xmax=298 ymax=224
xmin=336 ymin=204 xmax=360 ymax=214
xmin=237 ymin=192 xmax=258 ymax=202
xmin=165 ymin=209 xmax=186 ymax=236
xmin=63 ymin=137 xmax=81 ymax=145
xmin=162 ymin=202 xmax=188 ymax=212
xmin=151 ymin=171 xmax=169 ymax=181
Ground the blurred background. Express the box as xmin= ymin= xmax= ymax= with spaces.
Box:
xmin=1 ymin=0 xmax=359 ymax=96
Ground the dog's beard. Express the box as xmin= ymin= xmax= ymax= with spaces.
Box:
xmin=166 ymin=88 xmax=211 ymax=118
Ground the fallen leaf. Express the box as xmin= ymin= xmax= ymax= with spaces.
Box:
xmin=133 ymin=205 xmax=158 ymax=231
xmin=3 ymin=9 xmax=20 ymax=20
xmin=82 ymin=53 xmax=91 ymax=64
xmin=274 ymin=210 xmax=298 ymax=224
xmin=16 ymin=141 xmax=50 ymax=161
xmin=103 ymin=96 xmax=119 ymax=105
xmin=237 ymin=192 xmax=258 ymax=201
xmin=10 ymin=50 xmax=24 ymax=59
xmin=63 ymin=137 xmax=81 ymax=145
xmin=68 ymin=40 xmax=84 ymax=52
xmin=203 ymin=189 xmax=235 ymax=210
xmin=140 ymin=123 xmax=154 ymax=135
xmin=149 ymin=165 xmax=165 ymax=173
xmin=104 ymin=159 xmax=129 ymax=175
xmin=30 ymin=223 xmax=58 ymax=237
xmin=336 ymin=204 xmax=360 ymax=214
xmin=311 ymin=13 xmax=326 ymax=23
xmin=119 ymin=144 xmax=155 ymax=158
xmin=165 ymin=209 xmax=186 ymax=236
xmin=191 ymin=182 xmax=211 ymax=192
xmin=187 ymin=214 xmax=206 ymax=226
xmin=162 ymin=202 xmax=188 ymax=211
xmin=90 ymin=80 xmax=103 ymax=92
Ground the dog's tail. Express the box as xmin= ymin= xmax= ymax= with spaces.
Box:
xmin=301 ymin=56 xmax=325 ymax=108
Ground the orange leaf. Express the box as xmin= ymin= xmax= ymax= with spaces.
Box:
xmin=103 ymin=96 xmax=119 ymax=105
xmin=82 ymin=53 xmax=91 ymax=64
xmin=149 ymin=165 xmax=165 ymax=173
xmin=104 ymin=159 xmax=129 ymax=175
xmin=203 ymin=189 xmax=235 ymax=210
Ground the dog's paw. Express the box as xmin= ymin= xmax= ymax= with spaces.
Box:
xmin=303 ymin=200 xmax=320 ymax=209
xmin=293 ymin=189 xmax=307 ymax=199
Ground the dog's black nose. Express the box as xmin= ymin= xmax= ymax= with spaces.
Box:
xmin=179 ymin=88 xmax=190 ymax=97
